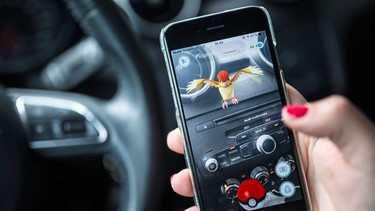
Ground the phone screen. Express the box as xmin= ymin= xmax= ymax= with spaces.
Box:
xmin=163 ymin=7 xmax=309 ymax=211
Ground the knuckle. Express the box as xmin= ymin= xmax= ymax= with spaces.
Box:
xmin=327 ymin=95 xmax=352 ymax=114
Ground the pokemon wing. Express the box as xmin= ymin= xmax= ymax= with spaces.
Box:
xmin=186 ymin=78 xmax=220 ymax=94
xmin=230 ymin=66 xmax=263 ymax=84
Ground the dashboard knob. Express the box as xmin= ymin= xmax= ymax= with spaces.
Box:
xmin=250 ymin=166 xmax=270 ymax=185
xmin=256 ymin=135 xmax=276 ymax=154
xmin=205 ymin=158 xmax=219 ymax=172
xmin=221 ymin=178 xmax=240 ymax=200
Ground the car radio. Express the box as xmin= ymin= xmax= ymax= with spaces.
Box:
xmin=202 ymin=118 xmax=289 ymax=173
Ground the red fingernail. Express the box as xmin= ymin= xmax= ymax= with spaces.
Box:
xmin=286 ymin=105 xmax=308 ymax=118
xmin=170 ymin=174 xmax=175 ymax=183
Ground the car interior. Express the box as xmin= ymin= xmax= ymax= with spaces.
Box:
xmin=1 ymin=0 xmax=375 ymax=210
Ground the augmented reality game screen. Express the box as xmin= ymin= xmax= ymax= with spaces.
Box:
xmin=170 ymin=31 xmax=304 ymax=210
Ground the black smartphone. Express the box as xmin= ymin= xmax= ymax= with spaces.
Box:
xmin=160 ymin=6 xmax=311 ymax=211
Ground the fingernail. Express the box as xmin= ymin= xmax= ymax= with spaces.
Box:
xmin=286 ymin=105 xmax=308 ymax=118
xmin=170 ymin=174 xmax=175 ymax=183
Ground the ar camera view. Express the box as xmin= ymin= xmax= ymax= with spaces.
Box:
xmin=171 ymin=31 xmax=303 ymax=210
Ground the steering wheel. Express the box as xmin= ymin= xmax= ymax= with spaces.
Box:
xmin=0 ymin=0 xmax=164 ymax=210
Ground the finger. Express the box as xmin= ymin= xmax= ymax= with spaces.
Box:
xmin=284 ymin=83 xmax=310 ymax=171
xmin=170 ymin=169 xmax=194 ymax=197
xmin=283 ymin=95 xmax=375 ymax=210
xmin=184 ymin=206 xmax=198 ymax=211
xmin=285 ymin=83 xmax=307 ymax=104
xmin=282 ymin=95 xmax=375 ymax=168
xmin=167 ymin=128 xmax=184 ymax=154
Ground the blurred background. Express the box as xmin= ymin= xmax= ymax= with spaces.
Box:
xmin=1 ymin=0 xmax=374 ymax=210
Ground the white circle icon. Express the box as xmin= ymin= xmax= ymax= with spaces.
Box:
xmin=279 ymin=181 xmax=296 ymax=198
xmin=275 ymin=161 xmax=291 ymax=178
xmin=178 ymin=55 xmax=190 ymax=67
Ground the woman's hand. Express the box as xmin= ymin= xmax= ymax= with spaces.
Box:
xmin=167 ymin=84 xmax=375 ymax=211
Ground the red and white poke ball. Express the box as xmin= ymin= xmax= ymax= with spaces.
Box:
xmin=237 ymin=179 xmax=267 ymax=210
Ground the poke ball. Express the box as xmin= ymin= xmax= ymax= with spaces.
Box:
xmin=237 ymin=179 xmax=266 ymax=210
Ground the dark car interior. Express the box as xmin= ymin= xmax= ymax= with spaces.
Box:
xmin=1 ymin=0 xmax=375 ymax=210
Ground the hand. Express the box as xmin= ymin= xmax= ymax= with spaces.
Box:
xmin=167 ymin=84 xmax=375 ymax=211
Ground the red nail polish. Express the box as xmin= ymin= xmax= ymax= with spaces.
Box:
xmin=286 ymin=105 xmax=308 ymax=118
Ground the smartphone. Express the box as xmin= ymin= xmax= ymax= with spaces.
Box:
xmin=160 ymin=6 xmax=311 ymax=211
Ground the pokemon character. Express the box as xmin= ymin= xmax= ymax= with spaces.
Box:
xmin=186 ymin=66 xmax=263 ymax=109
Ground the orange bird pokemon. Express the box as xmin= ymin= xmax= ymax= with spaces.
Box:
xmin=186 ymin=66 xmax=263 ymax=109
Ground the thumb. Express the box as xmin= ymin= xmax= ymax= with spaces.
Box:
xmin=282 ymin=95 xmax=375 ymax=170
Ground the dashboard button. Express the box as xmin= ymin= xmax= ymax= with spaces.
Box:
xmin=236 ymin=131 xmax=250 ymax=142
xmin=195 ymin=121 xmax=214 ymax=132
xmin=62 ymin=119 xmax=86 ymax=134
xmin=279 ymin=181 xmax=296 ymax=198
xmin=30 ymin=121 xmax=52 ymax=141
xmin=216 ymin=152 xmax=230 ymax=168
xmin=219 ymin=159 xmax=230 ymax=168
xmin=275 ymin=161 xmax=292 ymax=178
xmin=240 ymin=142 xmax=258 ymax=158
xmin=228 ymin=148 xmax=242 ymax=164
